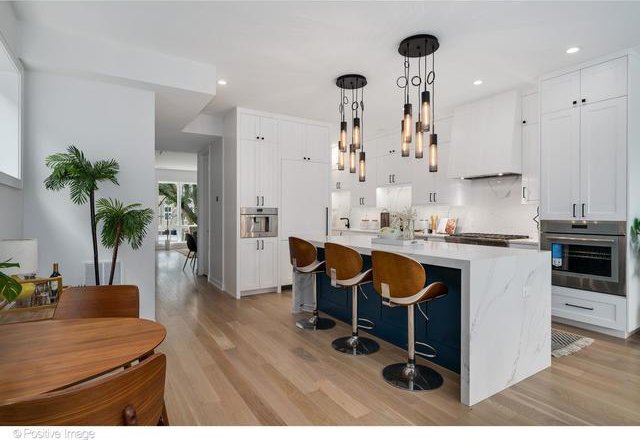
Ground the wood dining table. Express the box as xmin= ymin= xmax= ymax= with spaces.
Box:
xmin=0 ymin=317 xmax=166 ymax=404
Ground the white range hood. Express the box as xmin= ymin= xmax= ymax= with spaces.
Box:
xmin=448 ymin=90 xmax=522 ymax=179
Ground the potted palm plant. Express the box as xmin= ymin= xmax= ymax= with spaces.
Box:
xmin=95 ymin=198 xmax=154 ymax=285
xmin=44 ymin=146 xmax=119 ymax=285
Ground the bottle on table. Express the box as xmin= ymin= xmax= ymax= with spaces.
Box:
xmin=50 ymin=263 xmax=61 ymax=302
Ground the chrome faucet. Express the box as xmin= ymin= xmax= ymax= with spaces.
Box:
xmin=340 ymin=217 xmax=350 ymax=229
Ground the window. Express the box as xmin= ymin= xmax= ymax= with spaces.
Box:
xmin=0 ymin=33 xmax=22 ymax=188
xmin=157 ymin=181 xmax=197 ymax=244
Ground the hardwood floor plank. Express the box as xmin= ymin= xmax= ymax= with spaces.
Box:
xmin=155 ymin=250 xmax=640 ymax=425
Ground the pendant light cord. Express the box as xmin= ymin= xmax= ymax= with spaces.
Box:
xmin=432 ymin=49 xmax=436 ymax=132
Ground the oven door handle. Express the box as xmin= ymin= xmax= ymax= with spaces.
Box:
xmin=544 ymin=235 xmax=617 ymax=244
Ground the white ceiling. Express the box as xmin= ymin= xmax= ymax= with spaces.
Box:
xmin=155 ymin=151 xmax=198 ymax=171
xmin=14 ymin=1 xmax=640 ymax=135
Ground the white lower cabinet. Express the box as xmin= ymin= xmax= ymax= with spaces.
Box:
xmin=552 ymin=286 xmax=626 ymax=331
xmin=279 ymin=240 xmax=293 ymax=286
xmin=239 ymin=238 xmax=278 ymax=293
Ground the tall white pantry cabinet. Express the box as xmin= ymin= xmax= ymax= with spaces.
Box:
xmin=223 ymin=108 xmax=331 ymax=298
xmin=539 ymin=50 xmax=640 ymax=337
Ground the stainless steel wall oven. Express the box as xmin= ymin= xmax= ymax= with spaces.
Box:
xmin=541 ymin=221 xmax=626 ymax=296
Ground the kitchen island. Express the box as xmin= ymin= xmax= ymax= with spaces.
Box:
xmin=293 ymin=234 xmax=551 ymax=406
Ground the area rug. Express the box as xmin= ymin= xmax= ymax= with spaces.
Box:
xmin=551 ymin=328 xmax=594 ymax=358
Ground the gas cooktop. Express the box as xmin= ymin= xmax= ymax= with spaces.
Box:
xmin=454 ymin=233 xmax=529 ymax=240
xmin=444 ymin=233 xmax=529 ymax=247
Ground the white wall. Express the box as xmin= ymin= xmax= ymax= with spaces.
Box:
xmin=23 ymin=71 xmax=157 ymax=319
xmin=208 ymin=138 xmax=224 ymax=287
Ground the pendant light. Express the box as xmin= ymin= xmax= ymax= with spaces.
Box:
xmin=396 ymin=34 xmax=439 ymax=169
xmin=400 ymin=120 xmax=409 ymax=157
xmin=415 ymin=121 xmax=424 ymax=158
xmin=349 ymin=144 xmax=357 ymax=173
xmin=358 ymin=151 xmax=366 ymax=182
xmin=429 ymin=133 xmax=438 ymax=172
xmin=336 ymin=74 xmax=367 ymax=179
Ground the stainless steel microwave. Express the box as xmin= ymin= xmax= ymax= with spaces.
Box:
xmin=540 ymin=220 xmax=626 ymax=296
xmin=240 ymin=207 xmax=278 ymax=238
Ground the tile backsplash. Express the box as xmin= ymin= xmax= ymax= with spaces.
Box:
xmin=333 ymin=175 xmax=540 ymax=239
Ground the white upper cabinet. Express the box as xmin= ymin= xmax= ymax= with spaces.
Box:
xmin=579 ymin=97 xmax=627 ymax=220
xmin=540 ymin=56 xmax=628 ymax=221
xmin=521 ymin=92 xmax=540 ymax=204
xmin=282 ymin=159 xmax=329 ymax=236
xmin=540 ymin=108 xmax=581 ymax=220
xmin=238 ymin=140 xmax=260 ymax=207
xmin=280 ymin=120 xmax=329 ymax=163
xmin=279 ymin=119 xmax=305 ymax=161
xmin=580 ymin=57 xmax=627 ymax=105
xmin=239 ymin=113 xmax=277 ymax=142
xmin=350 ymin=158 xmax=377 ymax=207
xmin=449 ymin=90 xmax=522 ymax=179
xmin=238 ymin=138 xmax=279 ymax=208
xmin=540 ymin=71 xmax=580 ymax=115
xmin=522 ymin=92 xmax=539 ymax=124
xmin=305 ymin=124 xmax=330 ymax=163
xmin=521 ymin=123 xmax=540 ymax=203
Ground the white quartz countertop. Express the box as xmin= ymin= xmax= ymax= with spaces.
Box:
xmin=302 ymin=234 xmax=549 ymax=269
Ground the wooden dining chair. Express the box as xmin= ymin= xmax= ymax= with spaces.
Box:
xmin=0 ymin=353 xmax=169 ymax=426
xmin=53 ymin=285 xmax=140 ymax=320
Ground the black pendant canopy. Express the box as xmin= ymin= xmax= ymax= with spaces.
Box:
xmin=398 ymin=34 xmax=439 ymax=58
xmin=336 ymin=74 xmax=367 ymax=89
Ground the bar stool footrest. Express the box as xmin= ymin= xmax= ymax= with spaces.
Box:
xmin=331 ymin=335 xmax=380 ymax=355
xmin=415 ymin=341 xmax=437 ymax=358
xmin=357 ymin=318 xmax=375 ymax=330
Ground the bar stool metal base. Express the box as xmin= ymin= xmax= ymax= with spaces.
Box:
xmin=382 ymin=362 xmax=443 ymax=391
xmin=332 ymin=335 xmax=380 ymax=355
xmin=295 ymin=315 xmax=336 ymax=330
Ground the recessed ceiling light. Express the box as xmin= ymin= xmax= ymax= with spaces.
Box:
xmin=217 ymin=79 xmax=227 ymax=85
xmin=473 ymin=79 xmax=483 ymax=86
xmin=566 ymin=47 xmax=580 ymax=54
xmin=498 ymin=173 xmax=504 ymax=176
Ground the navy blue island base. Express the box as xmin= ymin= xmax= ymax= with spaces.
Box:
xmin=315 ymin=249 xmax=462 ymax=374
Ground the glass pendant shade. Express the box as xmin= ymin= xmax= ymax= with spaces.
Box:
xmin=337 ymin=150 xmax=345 ymax=170
xmin=428 ymin=133 xmax=438 ymax=172
xmin=415 ymin=121 xmax=424 ymax=158
xmin=400 ymin=120 xmax=409 ymax=157
xmin=421 ymin=91 xmax=431 ymax=132
xmin=358 ymin=151 xmax=366 ymax=182
xmin=403 ymin=103 xmax=412 ymax=143
xmin=352 ymin=118 xmax=361 ymax=150
xmin=349 ymin=144 xmax=357 ymax=173
xmin=339 ymin=121 xmax=347 ymax=152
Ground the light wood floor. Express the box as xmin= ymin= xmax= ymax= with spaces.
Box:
xmin=156 ymin=250 xmax=640 ymax=425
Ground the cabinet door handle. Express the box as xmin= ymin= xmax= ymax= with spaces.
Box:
xmin=261 ymin=196 xmax=264 ymax=206
xmin=581 ymin=98 xmax=586 ymax=104
xmin=256 ymin=240 xmax=260 ymax=250
xmin=522 ymin=186 xmax=526 ymax=199
xmin=565 ymin=302 xmax=594 ymax=311
xmin=261 ymin=240 xmax=264 ymax=250
xmin=256 ymin=136 xmax=260 ymax=140
xmin=429 ymin=192 xmax=432 ymax=203
xmin=581 ymin=203 xmax=585 ymax=217
xmin=256 ymin=196 xmax=260 ymax=206
xmin=434 ymin=192 xmax=437 ymax=203
xmin=522 ymin=120 xmax=527 ymax=125
xmin=572 ymin=203 xmax=577 ymax=218
xmin=572 ymin=100 xmax=577 ymax=106
xmin=261 ymin=137 xmax=265 ymax=140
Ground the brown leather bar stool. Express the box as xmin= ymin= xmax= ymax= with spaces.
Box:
xmin=371 ymin=250 xmax=448 ymax=391
xmin=324 ymin=242 xmax=380 ymax=355
xmin=289 ymin=237 xmax=336 ymax=330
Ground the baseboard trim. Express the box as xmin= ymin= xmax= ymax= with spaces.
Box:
xmin=552 ymin=316 xmax=636 ymax=339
